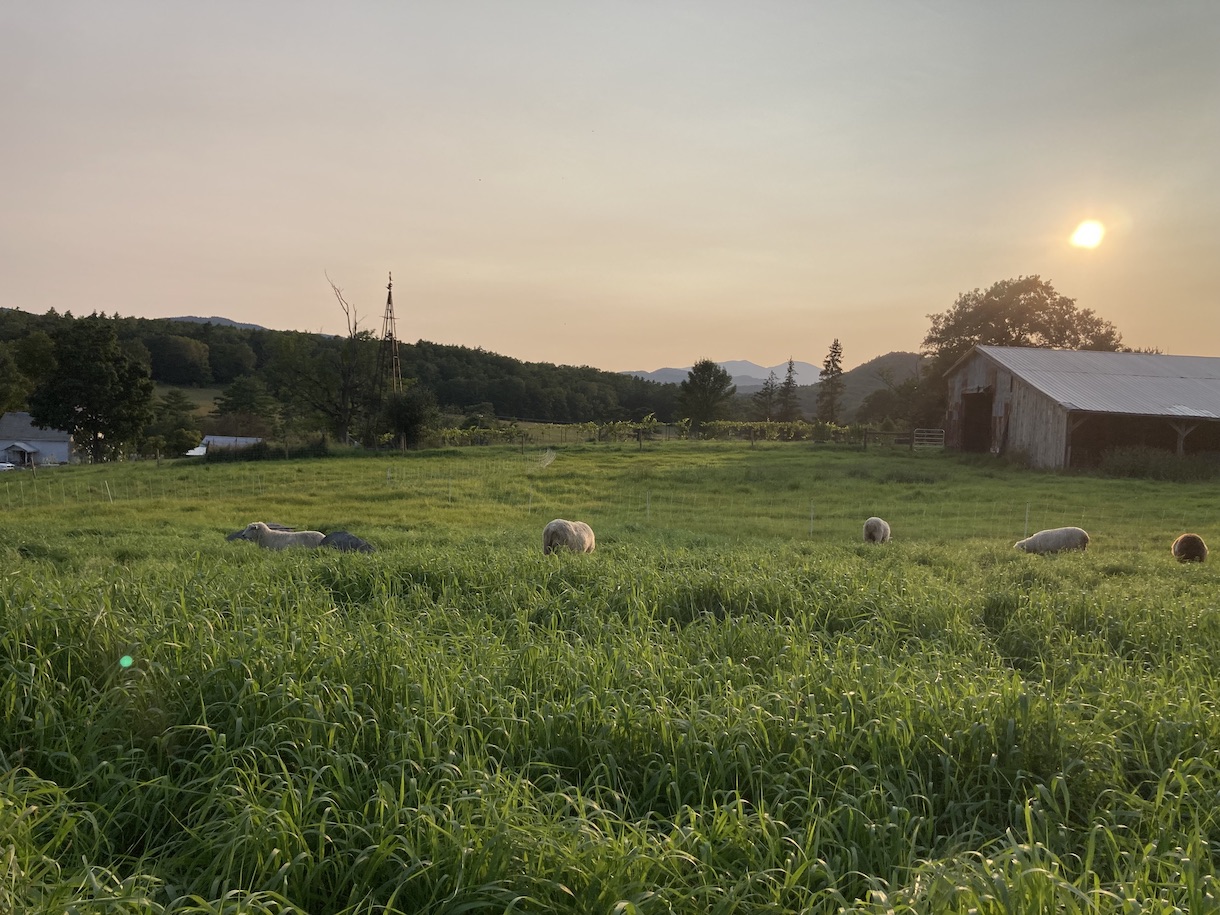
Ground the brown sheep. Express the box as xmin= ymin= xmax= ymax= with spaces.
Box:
xmin=1171 ymin=532 xmax=1208 ymax=563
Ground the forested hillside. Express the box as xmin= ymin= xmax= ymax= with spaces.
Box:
xmin=1 ymin=309 xmax=925 ymax=458
xmin=0 ymin=308 xmax=677 ymax=428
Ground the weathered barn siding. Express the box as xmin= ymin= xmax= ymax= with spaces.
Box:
xmin=1007 ymin=381 xmax=1067 ymax=468
xmin=945 ymin=351 xmax=1067 ymax=468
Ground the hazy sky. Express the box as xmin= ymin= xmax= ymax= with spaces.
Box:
xmin=3 ymin=3 xmax=1219 ymax=373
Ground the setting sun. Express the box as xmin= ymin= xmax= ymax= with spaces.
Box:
xmin=1070 ymin=219 xmax=1106 ymax=248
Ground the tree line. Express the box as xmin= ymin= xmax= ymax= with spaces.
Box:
xmin=0 ymin=274 xmax=1126 ymax=460
xmin=674 ymin=275 xmax=1125 ymax=432
xmin=0 ymin=306 xmax=681 ymax=458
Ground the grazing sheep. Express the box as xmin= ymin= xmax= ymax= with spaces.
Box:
xmin=320 ymin=531 xmax=376 ymax=553
xmin=228 ymin=521 xmax=326 ymax=550
xmin=863 ymin=517 xmax=891 ymax=543
xmin=542 ymin=518 xmax=595 ymax=555
xmin=1171 ymin=532 xmax=1208 ymax=563
xmin=1014 ymin=526 xmax=1089 ymax=554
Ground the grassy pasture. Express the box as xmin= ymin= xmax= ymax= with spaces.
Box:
xmin=153 ymin=384 xmax=225 ymax=416
xmin=3 ymin=442 xmax=1220 ymax=913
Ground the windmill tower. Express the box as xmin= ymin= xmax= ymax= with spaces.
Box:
xmin=376 ymin=271 xmax=403 ymax=398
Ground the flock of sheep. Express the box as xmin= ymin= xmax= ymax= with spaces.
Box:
xmin=225 ymin=516 xmax=1209 ymax=564
xmin=222 ymin=518 xmax=596 ymax=556
xmin=226 ymin=521 xmax=376 ymax=553
xmin=863 ymin=516 xmax=1209 ymax=563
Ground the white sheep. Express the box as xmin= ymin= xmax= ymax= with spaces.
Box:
xmin=229 ymin=521 xmax=326 ymax=550
xmin=1014 ymin=526 xmax=1089 ymax=554
xmin=1171 ymin=532 xmax=1208 ymax=563
xmin=542 ymin=518 xmax=596 ymax=555
xmin=863 ymin=517 xmax=891 ymax=543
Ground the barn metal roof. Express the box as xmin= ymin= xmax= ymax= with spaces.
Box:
xmin=976 ymin=346 xmax=1220 ymax=418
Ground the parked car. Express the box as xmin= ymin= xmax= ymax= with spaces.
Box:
xmin=0 ymin=462 xmax=16 ymax=471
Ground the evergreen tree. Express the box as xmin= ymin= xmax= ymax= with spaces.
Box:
xmin=816 ymin=339 xmax=845 ymax=424
xmin=212 ymin=375 xmax=281 ymax=438
xmin=145 ymin=389 xmax=203 ymax=457
xmin=776 ymin=358 xmax=803 ymax=422
xmin=214 ymin=376 xmax=280 ymax=420
xmin=751 ymin=370 xmax=779 ymax=421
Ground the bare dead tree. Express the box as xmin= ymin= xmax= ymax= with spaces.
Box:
xmin=325 ymin=271 xmax=362 ymax=338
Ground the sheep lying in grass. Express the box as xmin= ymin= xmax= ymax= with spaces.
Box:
xmin=863 ymin=517 xmax=891 ymax=543
xmin=226 ymin=521 xmax=293 ymax=539
xmin=542 ymin=519 xmax=595 ymax=555
xmin=319 ymin=531 xmax=376 ymax=553
xmin=228 ymin=521 xmax=326 ymax=550
xmin=1014 ymin=526 xmax=1089 ymax=554
xmin=1172 ymin=532 xmax=1208 ymax=563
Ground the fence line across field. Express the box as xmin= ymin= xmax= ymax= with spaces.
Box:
xmin=0 ymin=466 xmax=1200 ymax=551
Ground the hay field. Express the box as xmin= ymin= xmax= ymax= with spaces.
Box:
xmin=3 ymin=443 xmax=1219 ymax=913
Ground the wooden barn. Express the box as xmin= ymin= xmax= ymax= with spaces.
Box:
xmin=944 ymin=346 xmax=1220 ymax=469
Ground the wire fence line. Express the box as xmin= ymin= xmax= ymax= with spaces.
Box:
xmin=5 ymin=460 xmax=1196 ymax=554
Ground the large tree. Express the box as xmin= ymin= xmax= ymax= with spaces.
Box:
xmin=678 ymin=359 xmax=736 ymax=434
xmin=816 ymin=339 xmax=845 ymax=424
xmin=0 ymin=343 xmax=29 ymax=413
xmin=917 ymin=275 xmax=1125 ymax=427
xmin=922 ymin=275 xmax=1123 ymax=378
xmin=12 ymin=330 xmax=57 ymax=388
xmin=28 ymin=316 xmax=155 ymax=462
xmin=265 ymin=278 xmax=380 ymax=443
xmin=383 ymin=385 xmax=440 ymax=449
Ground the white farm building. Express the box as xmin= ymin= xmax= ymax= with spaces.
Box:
xmin=944 ymin=346 xmax=1220 ymax=469
xmin=0 ymin=411 xmax=73 ymax=466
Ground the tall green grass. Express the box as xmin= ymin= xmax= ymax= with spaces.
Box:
xmin=3 ymin=443 xmax=1219 ymax=913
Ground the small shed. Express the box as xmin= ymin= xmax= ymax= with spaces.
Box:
xmin=944 ymin=346 xmax=1220 ymax=469
xmin=0 ymin=412 xmax=73 ymax=466
xmin=185 ymin=434 xmax=265 ymax=456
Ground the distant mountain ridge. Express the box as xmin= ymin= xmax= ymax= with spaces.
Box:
xmin=169 ymin=316 xmax=267 ymax=331
xmin=624 ymin=360 xmax=822 ymax=388
xmin=624 ymin=352 xmax=924 ymax=420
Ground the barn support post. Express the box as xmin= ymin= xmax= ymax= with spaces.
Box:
xmin=1166 ymin=420 xmax=1199 ymax=457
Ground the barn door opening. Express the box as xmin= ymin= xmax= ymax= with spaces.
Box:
xmin=961 ymin=390 xmax=994 ymax=453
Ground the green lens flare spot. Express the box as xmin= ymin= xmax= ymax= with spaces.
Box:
xmin=119 ymin=655 xmax=134 ymax=668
